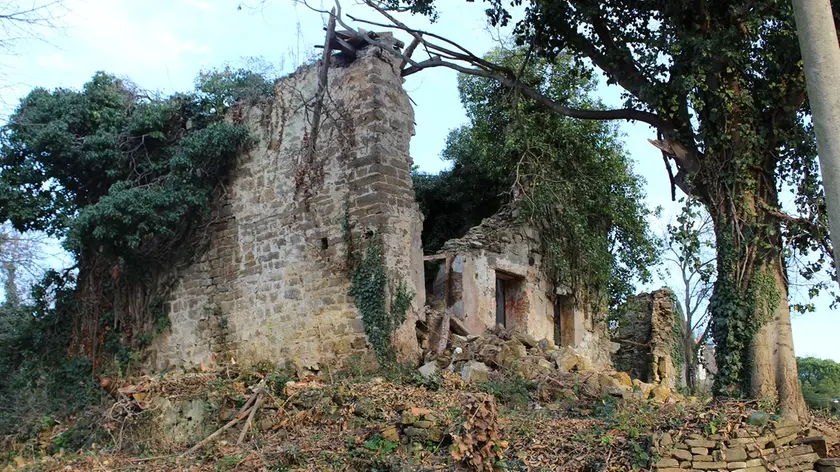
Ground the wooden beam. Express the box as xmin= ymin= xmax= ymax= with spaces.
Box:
xmin=423 ymin=254 xmax=447 ymax=261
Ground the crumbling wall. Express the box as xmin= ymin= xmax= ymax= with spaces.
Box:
xmin=613 ymin=287 xmax=681 ymax=388
xmin=438 ymin=206 xmax=612 ymax=367
xmin=150 ymin=44 xmax=424 ymax=370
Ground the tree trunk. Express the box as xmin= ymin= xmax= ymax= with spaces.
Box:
xmin=705 ymin=166 xmax=808 ymax=420
xmin=750 ymin=260 xmax=809 ymax=420
xmin=684 ymin=329 xmax=698 ymax=394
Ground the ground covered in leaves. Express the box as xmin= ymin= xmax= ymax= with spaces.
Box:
xmin=1 ymin=362 xmax=838 ymax=472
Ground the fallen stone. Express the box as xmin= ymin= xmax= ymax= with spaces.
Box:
xmin=795 ymin=436 xmax=828 ymax=458
xmin=381 ymin=426 xmax=400 ymax=442
xmin=613 ymin=371 xmax=633 ymax=387
xmin=514 ymin=330 xmax=539 ymax=348
xmin=747 ymin=411 xmax=770 ymax=427
xmin=404 ymin=426 xmax=430 ymax=440
xmin=651 ymin=385 xmax=671 ymax=402
xmin=603 ymin=385 xmax=629 ymax=398
xmin=538 ymin=338 xmax=557 ymax=352
xmin=418 ymin=361 xmax=439 ymax=378
xmin=460 ymin=361 xmax=490 ymax=383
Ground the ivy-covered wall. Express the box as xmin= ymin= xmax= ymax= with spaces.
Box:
xmin=149 ymin=43 xmax=425 ymax=371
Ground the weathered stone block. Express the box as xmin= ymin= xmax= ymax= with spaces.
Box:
xmin=656 ymin=458 xmax=680 ymax=468
xmin=723 ymin=448 xmax=748 ymax=461
xmin=694 ymin=461 xmax=727 ymax=469
xmin=671 ymin=449 xmax=693 ymax=461
xmin=687 ymin=439 xmax=718 ymax=449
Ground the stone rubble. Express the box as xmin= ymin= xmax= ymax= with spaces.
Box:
xmin=417 ymin=312 xmax=681 ymax=402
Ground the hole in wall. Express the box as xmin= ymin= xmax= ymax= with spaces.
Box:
xmin=321 ymin=237 xmax=329 ymax=250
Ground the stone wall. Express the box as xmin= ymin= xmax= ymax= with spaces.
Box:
xmin=149 ymin=43 xmax=424 ymax=370
xmin=652 ymin=417 xmax=834 ymax=472
xmin=436 ymin=206 xmax=612 ymax=367
xmin=613 ymin=287 xmax=681 ymax=388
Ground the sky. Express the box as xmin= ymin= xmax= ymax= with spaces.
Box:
xmin=1 ymin=0 xmax=837 ymax=361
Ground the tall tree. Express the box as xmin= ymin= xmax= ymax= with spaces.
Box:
xmin=661 ymin=198 xmax=716 ymax=393
xmin=345 ymin=0 xmax=839 ymax=419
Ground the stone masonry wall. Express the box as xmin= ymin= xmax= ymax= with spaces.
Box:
xmin=149 ymin=44 xmax=424 ymax=370
xmin=613 ymin=288 xmax=680 ymax=388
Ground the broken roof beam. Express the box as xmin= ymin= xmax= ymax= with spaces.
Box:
xmin=317 ymin=28 xmax=405 ymax=58
xmin=423 ymin=254 xmax=447 ymax=261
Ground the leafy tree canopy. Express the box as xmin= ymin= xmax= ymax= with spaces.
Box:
xmin=798 ymin=357 xmax=840 ymax=412
xmin=414 ymin=48 xmax=658 ymax=308
xmin=0 ymin=67 xmax=268 ymax=265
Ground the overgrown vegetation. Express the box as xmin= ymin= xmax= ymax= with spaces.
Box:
xmin=413 ymin=48 xmax=658 ymax=310
xmin=0 ymin=66 xmax=275 ymax=436
xmin=798 ymin=356 xmax=840 ymax=414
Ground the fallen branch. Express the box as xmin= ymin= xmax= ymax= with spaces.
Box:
xmin=237 ymin=391 xmax=264 ymax=446
xmin=180 ymin=412 xmax=247 ymax=457
xmin=180 ymin=380 xmax=266 ymax=456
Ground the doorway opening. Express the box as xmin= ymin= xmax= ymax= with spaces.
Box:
xmin=495 ymin=270 xmax=525 ymax=329
xmin=554 ymin=294 xmax=575 ymax=347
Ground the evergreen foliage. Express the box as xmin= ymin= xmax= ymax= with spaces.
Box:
xmin=343 ymin=209 xmax=414 ymax=363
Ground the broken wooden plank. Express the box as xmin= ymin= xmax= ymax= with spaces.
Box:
xmin=423 ymin=254 xmax=447 ymax=261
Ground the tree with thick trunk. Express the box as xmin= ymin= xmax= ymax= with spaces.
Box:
xmin=342 ymin=0 xmax=840 ymax=419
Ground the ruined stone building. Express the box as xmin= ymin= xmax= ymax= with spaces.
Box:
xmin=611 ymin=288 xmax=683 ymax=389
xmin=425 ymin=206 xmax=612 ymax=366
xmin=149 ymin=32 xmax=613 ymax=372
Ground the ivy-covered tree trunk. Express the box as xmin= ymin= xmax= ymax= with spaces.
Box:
xmin=707 ymin=172 xmax=808 ymax=420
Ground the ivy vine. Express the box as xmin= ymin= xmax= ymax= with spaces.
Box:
xmin=342 ymin=207 xmax=414 ymax=362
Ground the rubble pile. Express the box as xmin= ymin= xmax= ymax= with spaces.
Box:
xmin=417 ymin=309 xmax=682 ymax=403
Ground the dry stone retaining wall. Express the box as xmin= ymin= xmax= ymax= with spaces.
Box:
xmin=652 ymin=418 xmax=832 ymax=472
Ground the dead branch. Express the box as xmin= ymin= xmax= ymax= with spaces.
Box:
xmin=236 ymin=391 xmax=264 ymax=446
xmin=326 ymin=0 xmax=668 ymax=130
xmin=304 ymin=7 xmax=336 ymax=165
